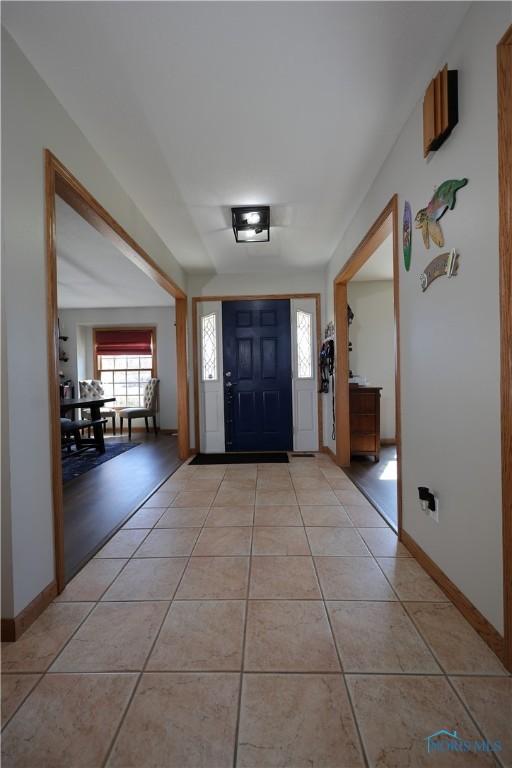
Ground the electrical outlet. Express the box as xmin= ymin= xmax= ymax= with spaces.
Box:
xmin=418 ymin=487 xmax=439 ymax=522
xmin=420 ymin=496 xmax=439 ymax=522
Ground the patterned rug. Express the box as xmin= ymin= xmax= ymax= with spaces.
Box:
xmin=62 ymin=441 xmax=140 ymax=484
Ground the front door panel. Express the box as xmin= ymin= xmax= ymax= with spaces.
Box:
xmin=222 ymin=299 xmax=293 ymax=451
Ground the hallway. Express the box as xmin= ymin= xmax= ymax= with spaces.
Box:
xmin=2 ymin=454 xmax=509 ymax=767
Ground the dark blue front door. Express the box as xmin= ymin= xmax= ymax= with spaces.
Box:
xmin=222 ymin=299 xmax=293 ymax=452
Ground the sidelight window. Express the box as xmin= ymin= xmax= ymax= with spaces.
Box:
xmin=201 ymin=313 xmax=218 ymax=381
xmin=296 ymin=310 xmax=313 ymax=379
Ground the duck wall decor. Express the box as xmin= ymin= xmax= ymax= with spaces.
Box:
xmin=415 ymin=178 xmax=468 ymax=248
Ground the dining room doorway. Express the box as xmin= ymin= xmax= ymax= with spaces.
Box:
xmin=45 ymin=150 xmax=189 ymax=590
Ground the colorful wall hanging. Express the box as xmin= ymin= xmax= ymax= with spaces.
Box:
xmin=415 ymin=178 xmax=468 ymax=248
xmin=403 ymin=201 xmax=412 ymax=271
xmin=420 ymin=248 xmax=459 ymax=292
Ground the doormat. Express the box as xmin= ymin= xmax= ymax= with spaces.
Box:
xmin=190 ymin=452 xmax=289 ymax=465
xmin=62 ymin=441 xmax=140 ymax=483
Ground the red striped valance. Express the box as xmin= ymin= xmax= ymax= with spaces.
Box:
xmin=95 ymin=329 xmax=153 ymax=356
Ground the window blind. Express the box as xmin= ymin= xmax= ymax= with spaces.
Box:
xmin=95 ymin=329 xmax=153 ymax=356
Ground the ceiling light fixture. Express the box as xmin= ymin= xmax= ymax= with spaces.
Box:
xmin=232 ymin=206 xmax=270 ymax=243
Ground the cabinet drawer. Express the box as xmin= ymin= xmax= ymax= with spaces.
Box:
xmin=349 ymin=392 xmax=378 ymax=415
xmin=350 ymin=414 xmax=376 ymax=433
xmin=351 ymin=434 xmax=377 ymax=453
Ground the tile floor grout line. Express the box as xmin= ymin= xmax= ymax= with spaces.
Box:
xmin=0 ymin=674 xmax=42 ymax=732
xmin=303 ymin=496 xmax=370 ymax=768
xmin=443 ymin=674 xmax=507 ymax=768
xmin=98 ymin=525 xmax=153 ymax=561
xmin=36 ymin=600 xmax=98 ymax=675
xmin=34 ymin=668 xmax=510 ymax=678
xmin=400 ymin=601 xmax=507 ymax=678
xmin=90 ymin=557 xmax=134 ymax=603
xmin=100 ymin=673 xmax=142 ymax=767
xmin=369 ymin=539 xmax=460 ymax=678
xmin=232 ymin=503 xmax=255 ymax=768
xmin=371 ymin=549 xmax=410 ymax=602
xmin=100 ymin=460 xmax=224 ymax=768
xmin=387 ymin=562 xmax=510 ymax=756
xmin=1 ymin=599 xmax=99 ymax=728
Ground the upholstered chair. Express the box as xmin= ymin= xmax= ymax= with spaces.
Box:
xmin=78 ymin=379 xmax=117 ymax=435
xmin=118 ymin=378 xmax=159 ymax=441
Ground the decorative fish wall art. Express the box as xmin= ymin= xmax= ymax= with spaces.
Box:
xmin=415 ymin=178 xmax=468 ymax=248
xmin=403 ymin=201 xmax=412 ymax=271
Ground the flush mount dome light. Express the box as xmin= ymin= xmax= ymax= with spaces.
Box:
xmin=232 ymin=206 xmax=270 ymax=243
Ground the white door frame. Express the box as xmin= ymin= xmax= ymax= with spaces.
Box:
xmin=193 ymin=294 xmax=322 ymax=453
xmin=196 ymin=300 xmax=225 ymax=453
xmin=291 ymin=297 xmax=319 ymax=451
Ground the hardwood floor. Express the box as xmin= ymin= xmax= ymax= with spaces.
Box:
xmin=63 ymin=432 xmax=181 ymax=582
xmin=343 ymin=444 xmax=397 ymax=529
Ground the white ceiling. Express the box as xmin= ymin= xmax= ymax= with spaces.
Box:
xmin=56 ymin=197 xmax=174 ymax=309
xmin=3 ymin=2 xmax=469 ymax=275
xmin=352 ymin=233 xmax=393 ymax=282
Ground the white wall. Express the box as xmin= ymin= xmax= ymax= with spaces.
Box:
xmin=58 ymin=307 xmax=177 ymax=430
xmin=187 ymin=271 xmax=326 ymax=449
xmin=1 ymin=30 xmax=186 ymax=617
xmin=324 ymin=3 xmax=510 ymax=634
xmin=347 ymin=281 xmax=395 ymax=441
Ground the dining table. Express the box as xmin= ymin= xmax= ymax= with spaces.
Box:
xmin=60 ymin=396 xmax=116 ymax=454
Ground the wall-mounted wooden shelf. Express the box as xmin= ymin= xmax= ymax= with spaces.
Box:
xmin=423 ymin=65 xmax=459 ymax=158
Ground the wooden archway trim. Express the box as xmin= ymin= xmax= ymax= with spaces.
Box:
xmin=497 ymin=24 xmax=512 ymax=671
xmin=333 ymin=195 xmax=402 ymax=533
xmin=45 ymin=150 xmax=189 ymax=591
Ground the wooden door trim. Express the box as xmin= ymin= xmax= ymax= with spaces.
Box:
xmin=192 ymin=293 xmax=322 ymax=454
xmin=498 ymin=24 xmax=512 ymax=671
xmin=45 ymin=150 xmax=189 ymax=593
xmin=333 ymin=195 xmax=402 ymax=534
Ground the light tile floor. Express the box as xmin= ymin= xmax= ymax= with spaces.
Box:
xmin=2 ymin=454 xmax=510 ymax=767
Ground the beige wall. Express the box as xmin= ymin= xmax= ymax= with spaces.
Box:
xmin=324 ymin=2 xmax=511 ymax=633
xmin=347 ymin=281 xmax=395 ymax=441
xmin=1 ymin=30 xmax=186 ymax=617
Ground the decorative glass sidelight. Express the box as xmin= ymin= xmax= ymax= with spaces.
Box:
xmin=201 ymin=313 xmax=218 ymax=381
xmin=296 ymin=310 xmax=313 ymax=379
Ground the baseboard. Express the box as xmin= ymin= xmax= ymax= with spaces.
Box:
xmin=401 ymin=530 xmax=506 ymax=664
xmin=380 ymin=438 xmax=396 ymax=446
xmin=1 ymin=580 xmax=58 ymax=642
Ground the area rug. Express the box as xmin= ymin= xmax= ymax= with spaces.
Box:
xmin=190 ymin=452 xmax=289 ymax=465
xmin=62 ymin=441 xmax=140 ymax=483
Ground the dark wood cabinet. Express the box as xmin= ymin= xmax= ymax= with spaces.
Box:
xmin=349 ymin=385 xmax=382 ymax=462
